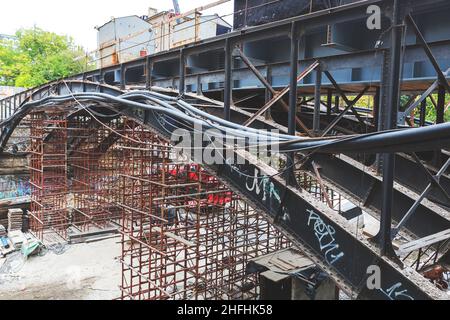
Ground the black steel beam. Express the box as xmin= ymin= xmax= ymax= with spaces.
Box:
xmin=308 ymin=154 xmax=450 ymax=239
xmin=420 ymin=98 xmax=427 ymax=127
xmin=120 ymin=64 xmax=125 ymax=90
xmin=394 ymin=154 xmax=450 ymax=208
xmin=326 ymin=89 xmax=333 ymax=117
xmin=214 ymin=156 xmax=435 ymax=300
xmin=406 ymin=14 xmax=450 ymax=95
xmin=286 ymin=22 xmax=300 ymax=185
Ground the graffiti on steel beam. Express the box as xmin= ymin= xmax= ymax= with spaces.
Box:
xmin=245 ymin=167 xmax=291 ymax=222
xmin=379 ymin=283 xmax=414 ymax=301
xmin=307 ymin=209 xmax=345 ymax=266
xmin=225 ymin=160 xmax=291 ymax=223
xmin=245 ymin=168 xmax=280 ymax=203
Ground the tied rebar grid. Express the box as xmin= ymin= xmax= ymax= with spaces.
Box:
xmin=26 ymin=110 xmax=292 ymax=300
xmin=116 ymin=120 xmax=290 ymax=300
xmin=297 ymin=172 xmax=343 ymax=213
xmin=69 ymin=115 xmax=121 ymax=232
xmin=29 ymin=111 xmax=123 ymax=240
xmin=29 ymin=110 xmax=70 ymax=241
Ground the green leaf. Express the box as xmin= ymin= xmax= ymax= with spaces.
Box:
xmin=0 ymin=27 xmax=94 ymax=88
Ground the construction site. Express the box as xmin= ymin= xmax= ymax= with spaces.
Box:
xmin=0 ymin=0 xmax=450 ymax=301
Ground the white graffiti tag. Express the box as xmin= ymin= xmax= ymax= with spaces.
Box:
xmin=380 ymin=283 xmax=414 ymax=300
xmin=243 ymin=168 xmax=291 ymax=222
xmin=307 ymin=210 xmax=345 ymax=265
xmin=246 ymin=168 xmax=281 ymax=204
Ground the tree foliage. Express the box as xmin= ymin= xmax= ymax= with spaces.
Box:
xmin=0 ymin=27 xmax=93 ymax=88
xmin=401 ymin=94 xmax=450 ymax=124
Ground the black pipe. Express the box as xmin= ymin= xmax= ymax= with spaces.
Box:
xmin=2 ymin=92 xmax=450 ymax=156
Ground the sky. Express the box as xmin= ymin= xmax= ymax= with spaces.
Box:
xmin=0 ymin=0 xmax=234 ymax=51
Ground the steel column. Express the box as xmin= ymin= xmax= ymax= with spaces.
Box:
xmin=313 ymin=65 xmax=322 ymax=134
xmin=327 ymin=89 xmax=333 ymax=117
xmin=420 ymin=98 xmax=427 ymax=127
xmin=373 ymin=87 xmax=380 ymax=128
xmin=437 ymin=84 xmax=445 ymax=124
xmin=145 ymin=56 xmax=151 ymax=90
xmin=265 ymin=66 xmax=273 ymax=104
xmin=375 ymin=0 xmax=404 ymax=257
xmin=334 ymin=96 xmax=340 ymax=113
xmin=289 ymin=23 xmax=299 ymax=136
xmin=196 ymin=76 xmax=203 ymax=95
xmin=13 ymin=95 xmax=17 ymax=115
xmin=224 ymin=39 xmax=233 ymax=121
xmin=179 ymin=50 xmax=186 ymax=95
xmin=120 ymin=64 xmax=126 ymax=90
xmin=100 ymin=69 xmax=105 ymax=84
xmin=287 ymin=22 xmax=299 ymax=185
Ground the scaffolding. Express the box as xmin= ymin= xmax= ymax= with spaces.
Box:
xmin=27 ymin=111 xmax=292 ymax=300
xmin=29 ymin=110 xmax=69 ymax=241
xmin=297 ymin=171 xmax=343 ymax=213
xmin=69 ymin=115 xmax=121 ymax=232
xmin=29 ymin=111 xmax=123 ymax=241
xmin=117 ymin=121 xmax=290 ymax=300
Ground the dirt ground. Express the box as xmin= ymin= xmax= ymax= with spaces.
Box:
xmin=0 ymin=237 xmax=122 ymax=300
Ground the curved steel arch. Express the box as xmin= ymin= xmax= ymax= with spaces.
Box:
xmin=0 ymin=81 xmax=124 ymax=153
